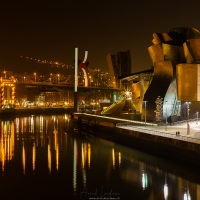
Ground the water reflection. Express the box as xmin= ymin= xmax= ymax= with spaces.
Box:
xmin=0 ymin=114 xmax=200 ymax=199
xmin=142 ymin=170 xmax=148 ymax=190
xmin=73 ymin=140 xmax=77 ymax=194
xmin=164 ymin=173 xmax=168 ymax=200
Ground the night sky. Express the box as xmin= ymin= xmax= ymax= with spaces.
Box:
xmin=0 ymin=1 xmax=200 ymax=74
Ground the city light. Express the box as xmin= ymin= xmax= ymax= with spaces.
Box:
xmin=164 ymin=184 xmax=168 ymax=200
xmin=184 ymin=184 xmax=191 ymax=200
xmin=164 ymin=173 xmax=168 ymax=200
xmin=165 ymin=101 xmax=168 ymax=131
xmin=142 ymin=171 xmax=148 ymax=190
xmin=20 ymin=55 xmax=74 ymax=69
xmin=125 ymin=91 xmax=132 ymax=99
xmin=143 ymin=101 xmax=148 ymax=127
xmin=186 ymin=102 xmax=191 ymax=135
xmin=34 ymin=72 xmax=37 ymax=82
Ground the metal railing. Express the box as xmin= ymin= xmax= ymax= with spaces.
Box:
xmin=116 ymin=124 xmax=200 ymax=144
xmin=116 ymin=121 xmax=158 ymax=127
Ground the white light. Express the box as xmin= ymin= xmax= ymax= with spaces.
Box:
xmin=184 ymin=192 xmax=191 ymax=200
xmin=164 ymin=184 xmax=168 ymax=199
xmin=142 ymin=171 xmax=148 ymax=190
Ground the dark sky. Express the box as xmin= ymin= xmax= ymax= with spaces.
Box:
xmin=0 ymin=0 xmax=200 ymax=74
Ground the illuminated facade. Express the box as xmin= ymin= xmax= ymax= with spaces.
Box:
xmin=0 ymin=76 xmax=16 ymax=109
xmin=104 ymin=27 xmax=200 ymax=122
xmin=144 ymin=27 xmax=200 ymax=121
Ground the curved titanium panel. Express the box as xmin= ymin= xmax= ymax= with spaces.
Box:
xmin=164 ymin=78 xmax=178 ymax=117
xmin=132 ymin=82 xmax=141 ymax=99
xmin=176 ymin=64 xmax=198 ymax=101
xmin=162 ymin=43 xmax=185 ymax=63
xmin=162 ymin=33 xmax=173 ymax=43
xmin=142 ymin=61 xmax=173 ymax=121
xmin=152 ymin=33 xmax=173 ymax=44
xmin=186 ymin=27 xmax=200 ymax=39
xmin=186 ymin=39 xmax=200 ymax=63
xmin=148 ymin=44 xmax=164 ymax=64
xmin=132 ymin=81 xmax=150 ymax=112
xmin=183 ymin=42 xmax=194 ymax=63
xmin=152 ymin=33 xmax=162 ymax=44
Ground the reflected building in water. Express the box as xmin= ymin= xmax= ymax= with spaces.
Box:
xmin=0 ymin=115 xmax=200 ymax=199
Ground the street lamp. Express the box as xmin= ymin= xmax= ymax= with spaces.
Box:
xmin=186 ymin=102 xmax=191 ymax=135
xmin=143 ymin=101 xmax=148 ymax=127
xmin=50 ymin=73 xmax=52 ymax=83
xmin=34 ymin=72 xmax=36 ymax=82
xmin=89 ymin=75 xmax=92 ymax=87
xmin=165 ymin=101 xmax=168 ymax=131
xmin=3 ymin=71 xmax=6 ymax=79
xmin=57 ymin=74 xmax=60 ymax=83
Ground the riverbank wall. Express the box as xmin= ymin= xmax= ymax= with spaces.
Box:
xmin=0 ymin=107 xmax=74 ymax=118
xmin=15 ymin=107 xmax=74 ymax=116
xmin=74 ymin=113 xmax=200 ymax=168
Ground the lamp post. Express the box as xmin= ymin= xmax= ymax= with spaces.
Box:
xmin=57 ymin=74 xmax=60 ymax=83
xmin=50 ymin=73 xmax=52 ymax=83
xmin=144 ymin=101 xmax=148 ymax=127
xmin=186 ymin=102 xmax=191 ymax=135
xmin=34 ymin=72 xmax=36 ymax=83
xmin=3 ymin=71 xmax=6 ymax=79
xmin=165 ymin=101 xmax=168 ymax=131
xmin=89 ymin=76 xmax=91 ymax=87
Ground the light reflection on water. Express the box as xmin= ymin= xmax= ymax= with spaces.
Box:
xmin=0 ymin=114 xmax=199 ymax=199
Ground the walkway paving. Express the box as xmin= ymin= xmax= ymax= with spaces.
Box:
xmin=146 ymin=120 xmax=200 ymax=138
xmin=117 ymin=120 xmax=200 ymax=144
xmin=75 ymin=113 xmax=200 ymax=142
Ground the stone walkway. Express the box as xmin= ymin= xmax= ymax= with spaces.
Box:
xmin=146 ymin=121 xmax=200 ymax=138
xmin=75 ymin=113 xmax=200 ymax=142
xmin=116 ymin=120 xmax=200 ymax=144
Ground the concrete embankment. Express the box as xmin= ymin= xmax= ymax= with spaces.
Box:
xmin=74 ymin=113 xmax=200 ymax=167
xmin=15 ymin=107 xmax=74 ymax=116
xmin=0 ymin=107 xmax=74 ymax=119
xmin=114 ymin=126 xmax=200 ymax=166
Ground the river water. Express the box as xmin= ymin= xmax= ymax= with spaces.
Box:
xmin=0 ymin=114 xmax=199 ymax=200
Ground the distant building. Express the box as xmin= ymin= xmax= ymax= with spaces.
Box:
xmin=0 ymin=76 xmax=16 ymax=109
xmin=107 ymin=50 xmax=132 ymax=88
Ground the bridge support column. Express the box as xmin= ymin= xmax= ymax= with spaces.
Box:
xmin=74 ymin=92 xmax=78 ymax=112
xmin=140 ymin=74 xmax=145 ymax=113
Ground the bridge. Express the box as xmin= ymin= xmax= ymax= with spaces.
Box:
xmin=14 ymin=82 xmax=123 ymax=112
xmin=17 ymin=82 xmax=122 ymax=92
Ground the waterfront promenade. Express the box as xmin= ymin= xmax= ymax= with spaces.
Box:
xmin=116 ymin=120 xmax=200 ymax=146
xmin=74 ymin=113 xmax=200 ymax=167
xmin=75 ymin=112 xmax=200 ymax=141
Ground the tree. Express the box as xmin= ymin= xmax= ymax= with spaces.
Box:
xmin=154 ymin=96 xmax=163 ymax=123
